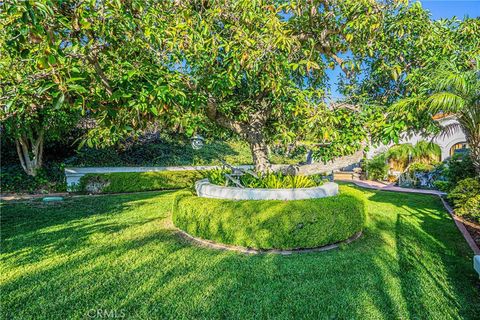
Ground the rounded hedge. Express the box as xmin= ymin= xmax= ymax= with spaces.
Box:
xmin=172 ymin=185 xmax=366 ymax=250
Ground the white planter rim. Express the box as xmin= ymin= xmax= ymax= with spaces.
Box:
xmin=195 ymin=179 xmax=339 ymax=201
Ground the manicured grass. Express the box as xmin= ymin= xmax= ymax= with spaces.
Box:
xmin=173 ymin=186 xmax=365 ymax=249
xmin=1 ymin=185 xmax=479 ymax=319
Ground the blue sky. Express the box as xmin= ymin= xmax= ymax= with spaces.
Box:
xmin=421 ymin=0 xmax=480 ymax=20
xmin=328 ymin=0 xmax=480 ymax=99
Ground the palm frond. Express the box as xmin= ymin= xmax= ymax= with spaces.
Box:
xmin=437 ymin=123 xmax=463 ymax=139
xmin=435 ymin=72 xmax=473 ymax=96
xmin=426 ymin=92 xmax=465 ymax=114
xmin=412 ymin=141 xmax=441 ymax=163
xmin=391 ymin=96 xmax=423 ymax=112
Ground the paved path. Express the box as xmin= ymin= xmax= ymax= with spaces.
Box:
xmin=337 ymin=179 xmax=447 ymax=196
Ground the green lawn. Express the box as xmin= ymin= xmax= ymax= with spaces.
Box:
xmin=1 ymin=185 xmax=479 ymax=319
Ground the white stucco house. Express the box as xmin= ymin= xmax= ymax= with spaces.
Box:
xmin=366 ymin=114 xmax=468 ymax=161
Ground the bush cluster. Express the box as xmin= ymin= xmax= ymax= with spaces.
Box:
xmin=363 ymin=154 xmax=389 ymax=181
xmin=441 ymin=154 xmax=476 ymax=191
xmin=448 ymin=178 xmax=480 ymax=223
xmin=205 ymin=169 xmax=328 ymax=189
xmin=79 ymin=171 xmax=204 ymax=194
xmin=1 ymin=163 xmax=66 ymax=194
xmin=67 ymin=137 xmax=302 ymax=167
xmin=172 ymin=185 xmax=366 ymax=250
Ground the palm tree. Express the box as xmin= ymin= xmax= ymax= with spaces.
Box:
xmin=387 ymin=141 xmax=441 ymax=172
xmin=427 ymin=60 xmax=480 ymax=174
xmin=411 ymin=141 xmax=441 ymax=164
xmin=395 ymin=59 xmax=480 ymax=174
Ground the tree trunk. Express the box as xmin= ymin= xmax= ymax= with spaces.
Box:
xmin=14 ymin=131 xmax=44 ymax=176
xmin=468 ymin=138 xmax=480 ymax=176
xmin=205 ymin=95 xmax=272 ymax=174
xmin=245 ymin=130 xmax=271 ymax=174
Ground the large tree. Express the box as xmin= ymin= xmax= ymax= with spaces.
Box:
xmin=152 ymin=0 xmax=417 ymax=173
xmin=1 ymin=1 xmax=185 ymax=175
xmin=1 ymin=2 xmax=83 ymax=176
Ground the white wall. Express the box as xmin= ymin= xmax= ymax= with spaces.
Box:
xmin=367 ymin=116 xmax=467 ymax=161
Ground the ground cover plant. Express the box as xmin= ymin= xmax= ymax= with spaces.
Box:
xmin=205 ymin=169 xmax=327 ymax=189
xmin=1 ymin=185 xmax=479 ymax=319
xmin=172 ymin=185 xmax=365 ymax=249
xmin=448 ymin=178 xmax=480 ymax=223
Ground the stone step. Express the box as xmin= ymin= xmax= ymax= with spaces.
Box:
xmin=334 ymin=171 xmax=360 ymax=181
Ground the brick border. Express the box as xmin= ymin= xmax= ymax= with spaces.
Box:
xmin=175 ymin=229 xmax=363 ymax=255
xmin=438 ymin=197 xmax=480 ymax=255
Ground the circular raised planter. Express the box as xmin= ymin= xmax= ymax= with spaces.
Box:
xmin=172 ymin=185 xmax=366 ymax=250
xmin=195 ymin=179 xmax=339 ymax=200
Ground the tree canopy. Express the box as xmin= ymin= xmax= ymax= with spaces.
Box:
xmin=2 ymin=0 xmax=479 ymax=175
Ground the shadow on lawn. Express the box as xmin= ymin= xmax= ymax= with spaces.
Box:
xmin=367 ymin=189 xmax=479 ymax=319
xmin=2 ymin=188 xmax=480 ymax=319
xmin=1 ymin=191 xmax=175 ymax=267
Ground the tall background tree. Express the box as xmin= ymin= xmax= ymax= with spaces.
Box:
xmin=394 ymin=59 xmax=480 ymax=174
xmin=1 ymin=2 xmax=83 ymax=176
xmin=148 ymin=0 xmax=424 ymax=173
xmin=1 ymin=0 xmax=186 ymax=175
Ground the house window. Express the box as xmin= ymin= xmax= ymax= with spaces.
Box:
xmin=450 ymin=142 xmax=469 ymax=156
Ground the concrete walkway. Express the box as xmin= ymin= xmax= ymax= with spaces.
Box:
xmin=337 ymin=179 xmax=447 ymax=196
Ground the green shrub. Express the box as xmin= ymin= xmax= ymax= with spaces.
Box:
xmin=364 ymin=154 xmax=388 ymax=181
xmin=442 ymin=153 xmax=476 ymax=187
xmin=408 ymin=162 xmax=434 ymax=173
xmin=433 ymin=180 xmax=450 ymax=192
xmin=456 ymin=195 xmax=480 ymax=223
xmin=204 ymin=169 xmax=327 ymax=189
xmin=79 ymin=171 xmax=204 ymax=193
xmin=172 ymin=185 xmax=366 ymax=250
xmin=0 ymin=163 xmax=66 ymax=193
xmin=448 ymin=178 xmax=480 ymax=223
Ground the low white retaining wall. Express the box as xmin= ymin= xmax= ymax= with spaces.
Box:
xmin=64 ymin=166 xmax=234 ymax=189
xmin=65 ymin=165 xmax=286 ymax=189
xmin=195 ymin=179 xmax=339 ymax=200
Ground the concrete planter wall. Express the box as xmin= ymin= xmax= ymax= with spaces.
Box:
xmin=195 ymin=179 xmax=339 ymax=201
xmin=64 ymin=165 xmax=285 ymax=189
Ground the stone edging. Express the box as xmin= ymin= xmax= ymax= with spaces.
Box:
xmin=175 ymin=229 xmax=363 ymax=255
xmin=195 ymin=179 xmax=339 ymax=201
xmin=438 ymin=197 xmax=480 ymax=255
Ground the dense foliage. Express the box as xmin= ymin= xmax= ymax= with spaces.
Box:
xmin=173 ymin=185 xmax=365 ymax=250
xmin=442 ymin=154 xmax=477 ymax=189
xmin=0 ymin=162 xmax=66 ymax=193
xmin=205 ymin=169 xmax=327 ymax=189
xmin=1 ymin=0 xmax=186 ymax=175
xmin=363 ymin=154 xmax=389 ymax=181
xmin=2 ymin=1 xmax=479 ymax=190
xmin=393 ymin=59 xmax=480 ymax=175
xmin=448 ymin=178 xmax=480 ymax=223
xmin=349 ymin=9 xmax=480 ymax=147
xmin=5 ymin=0 xmax=469 ymax=176
xmin=387 ymin=142 xmax=441 ymax=171
xmin=79 ymin=171 xmax=204 ymax=194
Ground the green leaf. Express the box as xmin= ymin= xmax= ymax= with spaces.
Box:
xmin=48 ymin=55 xmax=56 ymax=65
xmin=54 ymin=92 xmax=65 ymax=109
